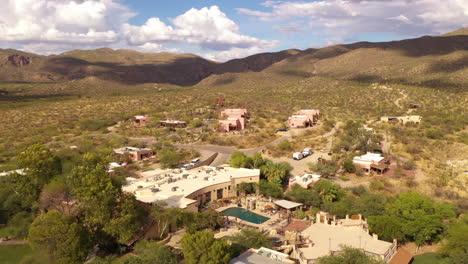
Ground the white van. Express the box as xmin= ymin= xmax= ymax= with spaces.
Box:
xmin=293 ymin=152 xmax=304 ymax=160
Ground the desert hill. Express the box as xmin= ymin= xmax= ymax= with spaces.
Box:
xmin=0 ymin=48 xmax=299 ymax=86
xmin=0 ymin=29 xmax=466 ymax=89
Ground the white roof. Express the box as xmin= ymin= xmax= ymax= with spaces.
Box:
xmin=134 ymin=115 xmax=149 ymax=119
xmin=299 ymin=223 xmax=393 ymax=260
xmin=0 ymin=169 xmax=25 ymax=177
xmin=231 ymin=248 xmax=293 ymax=264
xmin=353 ymin=152 xmax=384 ymax=163
xmin=274 ymin=199 xmax=303 ymax=209
xmin=123 ymin=166 xmax=260 ymax=208
xmin=115 ymin=146 xmax=152 ymax=152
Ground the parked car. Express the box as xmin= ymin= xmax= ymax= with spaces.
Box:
xmin=182 ymin=163 xmax=194 ymax=170
xmin=302 ymin=148 xmax=313 ymax=157
xmin=191 ymin=158 xmax=201 ymax=164
xmin=275 ymin=128 xmax=288 ymax=132
xmin=293 ymin=152 xmax=304 ymax=160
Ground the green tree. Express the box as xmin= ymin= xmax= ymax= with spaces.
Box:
xmin=314 ymin=180 xmax=338 ymax=202
xmin=316 ymin=246 xmax=385 ymax=264
xmin=158 ymin=149 xmax=182 ymax=169
xmin=260 ymin=161 xmax=292 ymax=185
xmin=367 ymin=215 xmax=405 ymax=242
xmin=181 ymin=231 xmax=231 ymax=264
xmin=258 ymin=180 xmax=283 ymax=198
xmin=369 ymin=192 xmax=456 ymax=246
xmin=343 ymin=159 xmax=355 ymax=173
xmin=251 ymin=152 xmax=265 ymax=169
xmin=151 ymin=204 xmax=184 ymax=239
xmin=28 ymin=210 xmax=92 ymax=264
xmin=229 ymin=151 xmax=252 ymax=168
xmin=71 ymin=153 xmax=144 ymax=245
xmin=440 ymin=215 xmax=468 ymax=264
xmin=13 ymin=144 xmax=62 ymax=207
xmin=121 ymin=240 xmax=177 ymax=264
xmin=230 ymin=228 xmax=272 ymax=252
xmin=286 ymin=184 xmax=321 ymax=207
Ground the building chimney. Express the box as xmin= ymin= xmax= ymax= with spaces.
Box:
xmin=345 ymin=214 xmax=349 ymax=219
xmin=372 ymin=233 xmax=378 ymax=240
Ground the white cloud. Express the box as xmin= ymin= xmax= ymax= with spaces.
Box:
xmin=238 ymin=0 xmax=468 ymax=39
xmin=204 ymin=44 xmax=278 ymax=62
xmin=136 ymin=43 xmax=181 ymax=54
xmin=0 ymin=0 xmax=134 ymax=43
xmin=123 ymin=6 xmax=274 ymax=51
xmin=0 ymin=2 xmax=275 ymax=60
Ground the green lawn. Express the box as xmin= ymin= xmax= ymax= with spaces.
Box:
xmin=412 ymin=252 xmax=448 ymax=264
xmin=0 ymin=244 xmax=34 ymax=264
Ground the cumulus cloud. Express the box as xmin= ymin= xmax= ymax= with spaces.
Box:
xmin=238 ymin=0 xmax=468 ymax=39
xmin=136 ymin=43 xmax=181 ymax=54
xmin=0 ymin=0 xmax=134 ymax=44
xmin=123 ymin=6 xmax=275 ymax=51
xmin=0 ymin=1 xmax=275 ymax=60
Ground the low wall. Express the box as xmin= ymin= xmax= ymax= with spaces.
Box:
xmin=191 ymin=153 xmax=218 ymax=169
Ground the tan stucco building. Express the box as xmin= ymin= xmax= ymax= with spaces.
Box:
xmin=123 ymin=166 xmax=260 ymax=212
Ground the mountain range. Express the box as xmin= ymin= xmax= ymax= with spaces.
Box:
xmin=1 ymin=29 xmax=467 ymax=89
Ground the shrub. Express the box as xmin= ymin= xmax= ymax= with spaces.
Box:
xmin=342 ymin=159 xmax=355 ymax=173
xmin=276 ymin=140 xmax=293 ymax=151
xmin=425 ymin=129 xmax=444 ymax=140
xmin=402 ymin=160 xmax=416 ymax=170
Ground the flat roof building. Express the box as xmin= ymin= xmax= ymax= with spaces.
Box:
xmin=159 ymin=120 xmax=188 ymax=128
xmin=219 ymin=109 xmax=249 ymax=132
xmin=123 ymin=166 xmax=260 ymax=212
xmin=353 ymin=152 xmax=389 ymax=174
xmin=114 ymin=147 xmax=154 ymax=162
xmin=231 ymin=247 xmax=295 ymax=264
xmin=294 ymin=212 xmax=399 ymax=263
xmin=289 ymin=174 xmax=321 ymax=189
xmin=287 ymin=110 xmax=320 ymax=129
xmin=134 ymin=115 xmax=151 ymax=126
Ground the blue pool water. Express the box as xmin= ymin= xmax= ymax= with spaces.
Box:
xmin=222 ymin=207 xmax=269 ymax=224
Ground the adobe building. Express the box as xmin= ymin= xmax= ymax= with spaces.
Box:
xmin=133 ymin=115 xmax=151 ymax=126
xmin=123 ymin=166 xmax=260 ymax=212
xmin=287 ymin=109 xmax=320 ymax=128
xmin=219 ymin=108 xmax=248 ymax=132
xmin=352 ymin=152 xmax=389 ymax=174
xmin=292 ymin=211 xmax=411 ymax=264
xmin=114 ymin=147 xmax=154 ymax=162
xmin=159 ymin=120 xmax=188 ymax=128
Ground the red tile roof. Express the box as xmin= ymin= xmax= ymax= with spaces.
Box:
xmin=389 ymin=247 xmax=413 ymax=264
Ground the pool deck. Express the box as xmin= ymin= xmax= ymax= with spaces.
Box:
xmin=216 ymin=204 xmax=287 ymax=231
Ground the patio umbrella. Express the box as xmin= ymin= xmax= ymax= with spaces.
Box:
xmin=264 ymin=205 xmax=273 ymax=210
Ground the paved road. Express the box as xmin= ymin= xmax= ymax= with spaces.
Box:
xmin=176 ymin=122 xmax=341 ymax=168
xmin=176 ymin=134 xmax=290 ymax=166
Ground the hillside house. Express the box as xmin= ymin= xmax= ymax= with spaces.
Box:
xmin=219 ymin=108 xmax=248 ymax=132
xmin=380 ymin=115 xmax=422 ymax=124
xmin=287 ymin=110 xmax=320 ymax=128
xmin=159 ymin=120 xmax=187 ymax=128
xmin=114 ymin=147 xmax=154 ymax=162
xmin=352 ymin=152 xmax=389 ymax=174
xmin=292 ymin=211 xmax=408 ymax=264
xmin=133 ymin=115 xmax=151 ymax=126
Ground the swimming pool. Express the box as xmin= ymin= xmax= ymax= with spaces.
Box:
xmin=222 ymin=207 xmax=269 ymax=224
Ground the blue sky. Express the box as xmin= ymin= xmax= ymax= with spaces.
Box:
xmin=0 ymin=0 xmax=466 ymax=61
